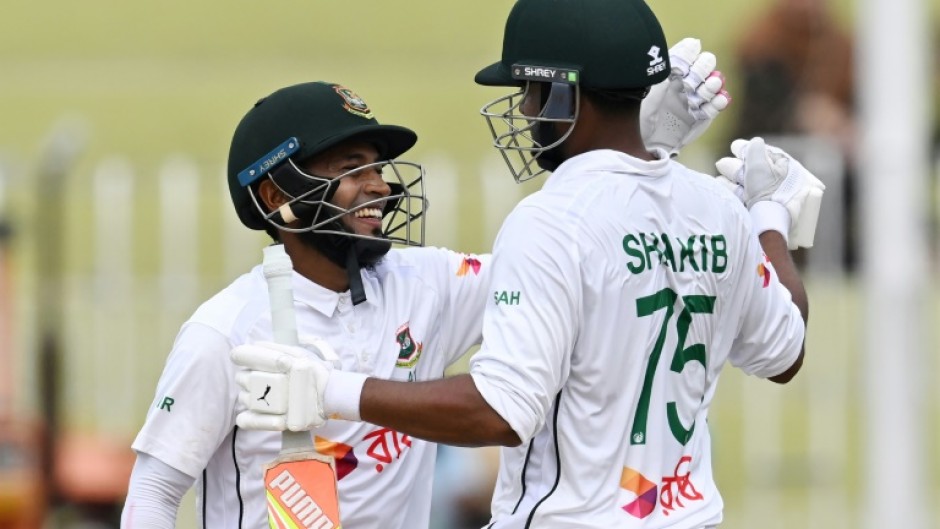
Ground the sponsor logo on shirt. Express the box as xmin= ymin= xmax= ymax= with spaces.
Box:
xmin=494 ymin=290 xmax=521 ymax=305
xmin=621 ymin=455 xmax=703 ymax=519
xmin=457 ymin=254 xmax=482 ymax=276
xmin=315 ymin=428 xmax=415 ymax=479
xmin=620 ymin=467 xmax=657 ymax=518
xmin=758 ymin=253 xmax=772 ymax=288
xmin=659 ymin=455 xmax=703 ymax=516
xmin=395 ymin=322 xmax=423 ymax=368
xmin=363 ymin=427 xmax=412 ymax=473
xmin=315 ymin=437 xmax=358 ymax=480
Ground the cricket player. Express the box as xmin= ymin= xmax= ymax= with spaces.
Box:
xmin=231 ymin=0 xmax=820 ymax=528
xmin=121 ymin=39 xmax=731 ymax=528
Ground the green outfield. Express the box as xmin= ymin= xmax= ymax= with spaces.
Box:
xmin=1 ymin=0 xmax=939 ymax=528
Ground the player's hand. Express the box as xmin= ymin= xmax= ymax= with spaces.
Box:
xmin=231 ymin=339 xmax=339 ymax=431
xmin=640 ymin=37 xmax=731 ymax=155
xmin=714 ymin=172 xmax=746 ymax=204
xmin=715 ymin=137 xmax=826 ymax=248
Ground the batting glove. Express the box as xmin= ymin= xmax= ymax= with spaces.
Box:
xmin=715 ymin=137 xmax=826 ymax=249
xmin=232 ymin=339 xmax=340 ymax=432
xmin=640 ymin=37 xmax=731 ymax=155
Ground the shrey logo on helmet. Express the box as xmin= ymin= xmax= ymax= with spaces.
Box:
xmin=474 ymin=0 xmax=671 ymax=183
xmin=647 ymin=45 xmax=667 ymax=76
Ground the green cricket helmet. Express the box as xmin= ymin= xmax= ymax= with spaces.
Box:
xmin=227 ymin=81 xmax=426 ymax=248
xmin=476 ymin=0 xmax=671 ymax=182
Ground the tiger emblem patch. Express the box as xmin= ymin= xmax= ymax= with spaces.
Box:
xmin=395 ymin=322 xmax=423 ymax=368
xmin=333 ymin=85 xmax=374 ymax=119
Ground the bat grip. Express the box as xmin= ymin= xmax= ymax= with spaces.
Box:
xmin=263 ymin=244 xmax=299 ymax=347
xmin=262 ymin=244 xmax=315 ymax=453
xmin=282 ymin=431 xmax=315 ymax=453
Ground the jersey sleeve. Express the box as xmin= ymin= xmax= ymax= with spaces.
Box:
xmin=121 ymin=452 xmax=195 ymax=527
xmin=727 ymin=231 xmax=805 ymax=378
xmin=131 ymin=322 xmax=238 ymax=478
xmin=436 ymin=250 xmax=493 ymax=367
xmin=469 ymin=204 xmax=580 ymax=443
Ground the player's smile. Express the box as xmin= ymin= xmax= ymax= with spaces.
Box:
xmin=346 ymin=205 xmax=385 ymax=234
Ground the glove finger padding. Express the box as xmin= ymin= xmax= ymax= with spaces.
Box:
xmin=300 ymin=337 xmax=341 ymax=368
xmin=666 ymin=37 xmax=702 ymax=76
xmin=715 ymin=157 xmax=745 ymax=186
xmin=639 ymin=37 xmax=730 ymax=155
xmin=715 ymin=175 xmax=746 ymax=202
xmin=685 ymin=51 xmax=717 ymax=93
xmin=231 ymin=341 xmax=332 ymax=431
xmin=237 ymin=411 xmax=288 ymax=431
xmin=720 ymin=136 xmax=827 ymax=248
xmin=729 ymin=138 xmax=750 ymax=159
xmin=286 ymin=360 xmax=325 ymax=431
xmin=743 ymin=137 xmax=804 ymax=211
xmin=696 ymin=73 xmax=724 ymax=99
xmin=232 ymin=341 xmax=304 ymax=373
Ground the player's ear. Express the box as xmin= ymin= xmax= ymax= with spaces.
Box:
xmin=257 ymin=179 xmax=290 ymax=212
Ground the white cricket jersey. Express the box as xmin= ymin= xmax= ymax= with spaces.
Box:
xmin=470 ymin=149 xmax=804 ymax=529
xmin=132 ymin=247 xmax=491 ymax=529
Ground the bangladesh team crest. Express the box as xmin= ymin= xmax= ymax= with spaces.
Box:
xmin=395 ymin=322 xmax=423 ymax=368
xmin=333 ymin=85 xmax=374 ymax=119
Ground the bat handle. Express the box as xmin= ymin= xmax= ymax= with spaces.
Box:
xmin=262 ymin=244 xmax=299 ymax=347
xmin=262 ymin=244 xmax=316 ymax=453
xmin=282 ymin=431 xmax=315 ymax=453
xmin=791 ymin=186 xmax=824 ymax=249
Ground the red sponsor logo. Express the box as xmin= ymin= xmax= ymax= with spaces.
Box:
xmin=363 ymin=427 xmax=412 ymax=473
xmin=314 ymin=437 xmax=358 ymax=480
xmin=757 ymin=253 xmax=772 ymax=288
xmin=457 ymin=255 xmax=482 ymax=276
xmin=659 ymin=455 xmax=703 ymax=516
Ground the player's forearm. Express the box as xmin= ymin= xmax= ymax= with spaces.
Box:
xmin=121 ymin=453 xmax=193 ymax=528
xmin=759 ymin=231 xmax=808 ymax=323
xmin=359 ymin=374 xmax=521 ymax=447
xmin=759 ymin=230 xmax=807 ymax=384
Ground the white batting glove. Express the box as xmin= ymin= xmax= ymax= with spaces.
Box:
xmin=714 ymin=173 xmax=746 ymax=203
xmin=715 ymin=137 xmax=826 ymax=249
xmin=640 ymin=37 xmax=731 ymax=155
xmin=231 ymin=339 xmax=339 ymax=431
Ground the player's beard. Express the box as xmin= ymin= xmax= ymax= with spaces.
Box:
xmin=296 ymin=219 xmax=391 ymax=271
xmin=532 ymin=121 xmax=567 ymax=172
xmin=530 ymin=82 xmax=571 ymax=172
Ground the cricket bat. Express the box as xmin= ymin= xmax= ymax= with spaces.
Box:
xmin=262 ymin=243 xmax=342 ymax=529
xmin=789 ymin=185 xmax=823 ymax=250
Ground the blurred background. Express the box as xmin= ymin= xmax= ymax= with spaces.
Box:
xmin=0 ymin=0 xmax=938 ymax=527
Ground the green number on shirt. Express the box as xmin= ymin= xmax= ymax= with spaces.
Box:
xmin=630 ymin=287 xmax=715 ymax=446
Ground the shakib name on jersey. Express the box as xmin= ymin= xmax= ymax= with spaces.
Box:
xmin=622 ymin=232 xmax=728 ymax=274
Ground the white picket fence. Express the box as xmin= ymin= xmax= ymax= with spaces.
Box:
xmin=2 ymin=138 xmax=937 ymax=528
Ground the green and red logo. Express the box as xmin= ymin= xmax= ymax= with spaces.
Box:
xmin=395 ymin=322 xmax=423 ymax=368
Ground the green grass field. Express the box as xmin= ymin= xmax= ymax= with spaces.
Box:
xmin=2 ymin=1 xmax=939 ymax=528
